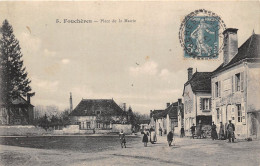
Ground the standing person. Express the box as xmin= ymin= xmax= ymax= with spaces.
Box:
xmin=167 ymin=130 xmax=174 ymax=146
xmin=159 ymin=126 xmax=162 ymax=136
xmin=150 ymin=127 xmax=157 ymax=144
xmin=219 ymin=122 xmax=225 ymax=140
xmin=142 ymin=130 xmax=149 ymax=147
xmin=180 ymin=125 xmax=185 ymax=138
xmin=227 ymin=120 xmax=235 ymax=143
xmin=190 ymin=124 xmax=196 ymax=139
xmin=119 ymin=130 xmax=126 ymax=148
xmin=196 ymin=121 xmax=202 ymax=139
xmin=211 ymin=122 xmax=218 ymax=140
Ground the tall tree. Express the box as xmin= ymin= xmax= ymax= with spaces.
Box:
xmin=0 ymin=20 xmax=33 ymax=122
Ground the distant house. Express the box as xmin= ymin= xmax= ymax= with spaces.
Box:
xmin=182 ymin=68 xmax=212 ymax=134
xmin=150 ymin=99 xmax=183 ymax=135
xmin=69 ymin=99 xmax=128 ymax=130
xmin=211 ymin=29 xmax=260 ymax=139
xmin=0 ymin=95 xmax=34 ymax=125
xmin=138 ymin=119 xmax=150 ymax=131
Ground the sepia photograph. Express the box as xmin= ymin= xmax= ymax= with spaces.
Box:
xmin=0 ymin=1 xmax=259 ymax=166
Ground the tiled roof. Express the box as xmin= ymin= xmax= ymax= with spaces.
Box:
xmin=69 ymin=99 xmax=125 ymax=116
xmin=152 ymin=102 xmax=182 ymax=119
xmin=166 ymin=102 xmax=178 ymax=118
xmin=213 ymin=34 xmax=260 ymax=75
xmin=0 ymin=95 xmax=34 ymax=107
xmin=183 ymin=72 xmax=212 ymax=94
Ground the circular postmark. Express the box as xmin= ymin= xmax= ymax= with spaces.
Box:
xmin=179 ymin=9 xmax=226 ymax=59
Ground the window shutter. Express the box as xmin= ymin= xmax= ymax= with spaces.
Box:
xmin=231 ymin=76 xmax=234 ymax=93
xmin=209 ymin=98 xmax=212 ymax=110
xmin=241 ymin=72 xmax=244 ymax=91
xmin=200 ymin=98 xmax=203 ymax=110
xmin=219 ymin=81 xmax=221 ymax=97
xmin=220 ymin=108 xmax=222 ymax=122
xmin=241 ymin=103 xmax=246 ymax=125
xmin=212 ymin=83 xmax=215 ymax=99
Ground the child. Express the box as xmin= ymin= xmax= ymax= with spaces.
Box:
xmin=167 ymin=130 xmax=174 ymax=146
xmin=119 ymin=130 xmax=126 ymax=148
xmin=142 ymin=130 xmax=149 ymax=147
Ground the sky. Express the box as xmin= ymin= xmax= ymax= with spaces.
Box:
xmin=0 ymin=1 xmax=259 ymax=114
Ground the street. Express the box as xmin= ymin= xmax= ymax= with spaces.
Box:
xmin=0 ymin=135 xmax=259 ymax=166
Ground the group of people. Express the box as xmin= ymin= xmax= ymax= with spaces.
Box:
xmin=212 ymin=120 xmax=236 ymax=143
xmin=190 ymin=120 xmax=236 ymax=143
xmin=190 ymin=122 xmax=203 ymax=139
xmin=119 ymin=120 xmax=236 ymax=149
xmin=142 ymin=127 xmax=157 ymax=147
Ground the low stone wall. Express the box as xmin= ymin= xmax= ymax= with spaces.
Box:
xmin=0 ymin=124 xmax=133 ymax=136
xmin=0 ymin=125 xmax=49 ymax=136
xmin=112 ymin=124 xmax=132 ymax=134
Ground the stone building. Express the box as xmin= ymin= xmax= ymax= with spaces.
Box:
xmin=0 ymin=95 xmax=34 ymax=125
xmin=150 ymin=99 xmax=183 ymax=135
xmin=182 ymin=68 xmax=212 ymax=134
xmin=211 ymin=29 xmax=260 ymax=139
xmin=69 ymin=99 xmax=128 ymax=130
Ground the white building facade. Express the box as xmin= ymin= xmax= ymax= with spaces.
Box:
xmin=211 ymin=28 xmax=260 ymax=139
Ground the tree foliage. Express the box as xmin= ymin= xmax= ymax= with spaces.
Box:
xmin=33 ymin=108 xmax=71 ymax=130
xmin=0 ymin=19 xmax=33 ymax=105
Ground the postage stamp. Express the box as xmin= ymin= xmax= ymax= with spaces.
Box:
xmin=179 ymin=9 xmax=226 ymax=59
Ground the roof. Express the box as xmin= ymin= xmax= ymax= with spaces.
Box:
xmin=151 ymin=110 xmax=164 ymax=119
xmin=183 ymin=72 xmax=212 ymax=95
xmin=213 ymin=34 xmax=260 ymax=75
xmin=0 ymin=95 xmax=34 ymax=107
xmin=138 ymin=119 xmax=150 ymax=124
xmin=152 ymin=102 xmax=182 ymax=119
xmin=165 ymin=102 xmax=178 ymax=118
xmin=69 ymin=99 xmax=125 ymax=116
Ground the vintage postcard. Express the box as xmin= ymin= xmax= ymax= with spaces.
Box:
xmin=0 ymin=1 xmax=259 ymax=166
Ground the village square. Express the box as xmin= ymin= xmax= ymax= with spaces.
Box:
xmin=0 ymin=1 xmax=260 ymax=166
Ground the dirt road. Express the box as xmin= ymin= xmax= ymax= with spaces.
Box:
xmin=0 ymin=135 xmax=259 ymax=166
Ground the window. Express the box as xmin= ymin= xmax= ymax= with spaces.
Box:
xmin=235 ymin=73 xmax=241 ymax=91
xmin=87 ymin=122 xmax=91 ymax=129
xmin=96 ymin=111 xmax=101 ymax=115
xmin=215 ymin=82 xmax=221 ymax=97
xmin=0 ymin=108 xmax=6 ymax=116
xmin=237 ymin=104 xmax=242 ymax=123
xmin=77 ymin=122 xmax=81 ymax=129
xmin=202 ymin=98 xmax=210 ymax=110
xmin=97 ymin=123 xmax=101 ymax=128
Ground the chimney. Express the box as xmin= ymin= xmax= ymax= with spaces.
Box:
xmin=166 ymin=103 xmax=170 ymax=108
xmin=178 ymin=98 xmax=182 ymax=106
xmin=70 ymin=92 xmax=73 ymax=112
xmin=187 ymin=68 xmax=193 ymax=80
xmin=26 ymin=92 xmax=35 ymax=104
xmin=223 ymin=28 xmax=238 ymax=66
xmin=150 ymin=110 xmax=153 ymax=118
xmin=123 ymin=103 xmax=126 ymax=112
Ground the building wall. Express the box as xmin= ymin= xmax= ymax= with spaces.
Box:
xmin=183 ymin=84 xmax=196 ymax=132
xmin=70 ymin=116 xmax=97 ymax=129
xmin=0 ymin=106 xmax=34 ymax=125
xmin=195 ymin=93 xmax=212 ymax=116
xmin=247 ymin=63 xmax=260 ymax=111
xmin=184 ymin=84 xmax=211 ymax=135
xmin=247 ymin=63 xmax=260 ymax=139
xmin=70 ymin=115 xmax=128 ymax=130
xmin=212 ymin=63 xmax=248 ymax=138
